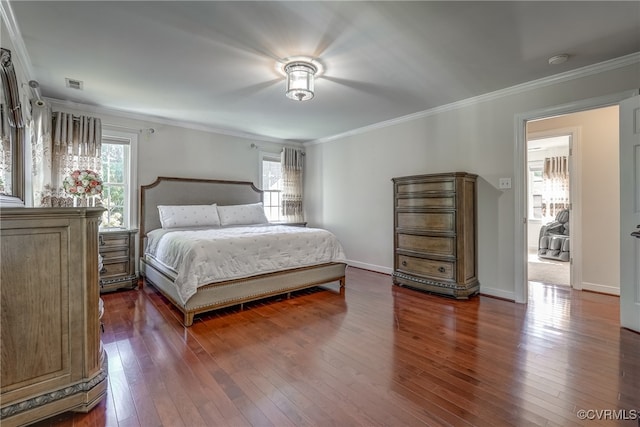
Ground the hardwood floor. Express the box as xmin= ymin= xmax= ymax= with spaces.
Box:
xmin=33 ymin=268 xmax=639 ymax=426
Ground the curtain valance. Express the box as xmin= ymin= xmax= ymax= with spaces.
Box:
xmin=52 ymin=112 xmax=102 ymax=157
xmin=543 ymin=156 xmax=568 ymax=180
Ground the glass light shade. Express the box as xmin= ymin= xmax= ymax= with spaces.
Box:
xmin=285 ymin=62 xmax=316 ymax=101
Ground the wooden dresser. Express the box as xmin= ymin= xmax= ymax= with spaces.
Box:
xmin=0 ymin=207 xmax=108 ymax=426
xmin=99 ymin=228 xmax=138 ymax=293
xmin=392 ymin=172 xmax=479 ymax=298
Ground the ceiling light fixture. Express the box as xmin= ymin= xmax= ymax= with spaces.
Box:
xmin=548 ymin=54 xmax=569 ymax=65
xmin=284 ymin=60 xmax=317 ymax=101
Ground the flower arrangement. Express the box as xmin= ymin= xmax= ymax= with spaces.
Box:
xmin=63 ymin=169 xmax=103 ymax=198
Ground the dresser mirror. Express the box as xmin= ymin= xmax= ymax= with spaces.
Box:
xmin=0 ymin=48 xmax=25 ymax=205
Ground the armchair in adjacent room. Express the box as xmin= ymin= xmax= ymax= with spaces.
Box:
xmin=538 ymin=209 xmax=570 ymax=262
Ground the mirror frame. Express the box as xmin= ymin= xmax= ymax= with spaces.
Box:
xmin=0 ymin=48 xmax=25 ymax=205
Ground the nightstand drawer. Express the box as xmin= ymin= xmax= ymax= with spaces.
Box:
xmin=397 ymin=255 xmax=454 ymax=281
xmin=101 ymin=260 xmax=130 ymax=278
xmin=99 ymin=233 xmax=130 ymax=248
xmin=100 ymin=248 xmax=129 ymax=258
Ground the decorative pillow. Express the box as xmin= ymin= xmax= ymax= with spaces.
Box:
xmin=217 ymin=202 xmax=269 ymax=226
xmin=158 ymin=204 xmax=221 ymax=229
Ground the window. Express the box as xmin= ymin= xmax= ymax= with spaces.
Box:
xmin=528 ymin=160 xmax=544 ymax=219
xmin=260 ymin=152 xmax=282 ymax=222
xmin=100 ymin=129 xmax=137 ymax=229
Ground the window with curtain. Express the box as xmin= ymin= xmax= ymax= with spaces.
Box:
xmin=281 ymin=147 xmax=304 ymax=223
xmin=32 ymin=110 xmax=102 ymax=207
xmin=542 ymin=155 xmax=570 ymax=219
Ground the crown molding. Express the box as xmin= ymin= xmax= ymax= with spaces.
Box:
xmin=307 ymin=52 xmax=640 ymax=146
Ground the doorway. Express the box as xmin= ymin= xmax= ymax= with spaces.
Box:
xmin=514 ymin=91 xmax=633 ymax=304
xmin=526 ymin=133 xmax=571 ymax=287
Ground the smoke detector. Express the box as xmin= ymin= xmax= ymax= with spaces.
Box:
xmin=548 ymin=54 xmax=569 ymax=65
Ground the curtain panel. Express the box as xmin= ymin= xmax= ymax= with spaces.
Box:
xmin=542 ymin=155 xmax=570 ymax=218
xmin=32 ymin=110 xmax=102 ymax=207
xmin=281 ymin=147 xmax=304 ymax=223
xmin=0 ymin=104 xmax=11 ymax=194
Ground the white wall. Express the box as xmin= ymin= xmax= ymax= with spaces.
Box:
xmin=305 ymin=62 xmax=639 ymax=300
xmin=528 ymin=106 xmax=620 ymax=294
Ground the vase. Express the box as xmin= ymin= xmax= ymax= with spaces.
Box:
xmin=73 ymin=197 xmax=88 ymax=207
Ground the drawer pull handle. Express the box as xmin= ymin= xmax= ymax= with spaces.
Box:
xmin=401 ymin=261 xmax=407 ymax=266
xmin=438 ymin=266 xmax=446 ymax=273
xmin=99 ymin=235 xmax=105 ymax=246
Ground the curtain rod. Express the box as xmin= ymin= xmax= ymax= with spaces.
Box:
xmin=250 ymin=143 xmax=305 ymax=155
xmin=27 ymin=80 xmax=44 ymax=105
xmin=101 ymin=123 xmax=155 ymax=134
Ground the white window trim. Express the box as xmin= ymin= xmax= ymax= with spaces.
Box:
xmin=258 ymin=150 xmax=281 ymax=189
xmin=258 ymin=149 xmax=285 ymax=223
xmin=102 ymin=126 xmax=139 ymax=230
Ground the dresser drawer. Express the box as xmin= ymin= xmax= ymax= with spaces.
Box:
xmin=397 ymin=255 xmax=454 ymax=281
xmin=397 ymin=212 xmax=454 ymax=232
xmin=397 ymin=234 xmax=455 ymax=257
xmin=396 ymin=196 xmax=455 ymax=209
xmin=396 ymin=179 xmax=454 ymax=194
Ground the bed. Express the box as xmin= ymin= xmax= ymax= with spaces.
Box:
xmin=139 ymin=177 xmax=347 ymax=326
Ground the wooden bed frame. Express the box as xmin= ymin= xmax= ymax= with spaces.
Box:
xmin=139 ymin=177 xmax=347 ymax=326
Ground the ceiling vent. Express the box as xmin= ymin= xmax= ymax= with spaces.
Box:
xmin=65 ymin=78 xmax=83 ymax=90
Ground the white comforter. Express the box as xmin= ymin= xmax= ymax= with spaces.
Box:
xmin=145 ymin=225 xmax=346 ymax=304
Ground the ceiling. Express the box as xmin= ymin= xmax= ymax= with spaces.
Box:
xmin=6 ymin=1 xmax=640 ymax=143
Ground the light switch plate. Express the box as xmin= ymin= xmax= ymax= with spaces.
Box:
xmin=499 ymin=178 xmax=512 ymax=189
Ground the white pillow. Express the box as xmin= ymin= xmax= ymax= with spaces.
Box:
xmin=217 ymin=202 xmax=269 ymax=226
xmin=158 ymin=204 xmax=221 ymax=229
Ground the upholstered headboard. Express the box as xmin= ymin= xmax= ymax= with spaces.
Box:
xmin=139 ymin=177 xmax=263 ymax=252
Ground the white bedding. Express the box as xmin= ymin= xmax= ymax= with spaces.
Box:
xmin=145 ymin=224 xmax=346 ymax=304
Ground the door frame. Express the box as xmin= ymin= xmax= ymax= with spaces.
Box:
xmin=513 ymin=89 xmax=638 ymax=304
xmin=525 ymin=129 xmax=578 ymax=289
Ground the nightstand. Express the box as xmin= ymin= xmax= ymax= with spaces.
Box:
xmin=99 ymin=228 xmax=138 ymax=293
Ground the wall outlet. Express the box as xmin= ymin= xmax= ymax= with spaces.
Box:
xmin=499 ymin=178 xmax=512 ymax=189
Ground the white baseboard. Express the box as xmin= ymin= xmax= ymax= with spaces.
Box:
xmin=581 ymin=281 xmax=620 ymax=296
xmin=479 ymin=286 xmax=516 ymax=302
xmin=346 ymin=260 xmax=393 ymax=275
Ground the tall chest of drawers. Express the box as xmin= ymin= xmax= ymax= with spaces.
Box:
xmin=392 ymin=172 xmax=479 ymax=298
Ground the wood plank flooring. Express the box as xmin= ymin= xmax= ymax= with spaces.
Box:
xmin=33 ymin=268 xmax=639 ymax=426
